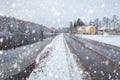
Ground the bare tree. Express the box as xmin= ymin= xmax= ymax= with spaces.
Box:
xmin=103 ymin=17 xmax=110 ymax=32
xmin=112 ymin=15 xmax=119 ymax=31
xmin=94 ymin=18 xmax=101 ymax=33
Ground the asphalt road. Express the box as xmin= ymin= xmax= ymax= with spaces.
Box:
xmin=64 ymin=34 xmax=120 ymax=80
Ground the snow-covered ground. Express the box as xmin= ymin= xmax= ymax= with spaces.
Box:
xmin=27 ymin=34 xmax=87 ymax=80
xmin=76 ymin=34 xmax=120 ymax=47
xmin=0 ymin=38 xmax=52 ymax=79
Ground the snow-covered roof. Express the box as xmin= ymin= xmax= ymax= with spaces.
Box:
xmin=78 ymin=26 xmax=86 ymax=30
xmin=99 ymin=27 xmax=107 ymax=30
xmin=78 ymin=27 xmax=82 ymax=30
xmin=86 ymin=26 xmax=92 ymax=31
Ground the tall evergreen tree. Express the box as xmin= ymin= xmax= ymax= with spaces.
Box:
xmin=74 ymin=20 xmax=77 ymax=28
xmin=77 ymin=18 xmax=85 ymax=26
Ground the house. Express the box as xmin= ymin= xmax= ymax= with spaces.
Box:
xmin=77 ymin=25 xmax=96 ymax=34
xmin=77 ymin=26 xmax=86 ymax=33
xmin=85 ymin=25 xmax=96 ymax=34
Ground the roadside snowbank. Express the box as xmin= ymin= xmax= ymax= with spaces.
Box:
xmin=27 ymin=34 xmax=85 ymax=80
xmin=76 ymin=34 xmax=120 ymax=47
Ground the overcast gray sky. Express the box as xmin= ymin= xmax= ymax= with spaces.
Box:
xmin=0 ymin=0 xmax=120 ymax=28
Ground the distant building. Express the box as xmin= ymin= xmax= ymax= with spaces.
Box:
xmin=77 ymin=26 xmax=86 ymax=33
xmin=85 ymin=26 xmax=96 ymax=34
xmin=77 ymin=25 xmax=96 ymax=34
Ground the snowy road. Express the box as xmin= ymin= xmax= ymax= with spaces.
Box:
xmin=27 ymin=34 xmax=88 ymax=80
xmin=27 ymin=34 xmax=120 ymax=80
xmin=65 ymin=35 xmax=120 ymax=80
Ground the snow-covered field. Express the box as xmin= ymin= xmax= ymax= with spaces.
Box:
xmin=76 ymin=34 xmax=120 ymax=47
xmin=27 ymin=34 xmax=87 ymax=80
xmin=0 ymin=38 xmax=52 ymax=79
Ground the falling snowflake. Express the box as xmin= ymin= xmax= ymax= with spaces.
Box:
xmin=48 ymin=72 xmax=53 ymax=77
xmin=22 ymin=46 xmax=27 ymax=50
xmin=9 ymin=69 xmax=12 ymax=72
xmin=94 ymin=71 xmax=97 ymax=73
xmin=118 ymin=61 xmax=120 ymax=65
xmin=88 ymin=9 xmax=94 ymax=15
xmin=86 ymin=56 xmax=89 ymax=60
xmin=11 ymin=3 xmax=16 ymax=8
xmin=0 ymin=38 xmax=3 ymax=42
xmin=101 ymin=4 xmax=105 ymax=8
xmin=113 ymin=69 xmax=116 ymax=73
xmin=32 ymin=30 xmax=36 ymax=34
xmin=18 ymin=68 xmax=21 ymax=72
xmin=108 ymin=74 xmax=111 ymax=79
xmin=0 ymin=71 xmax=3 ymax=76
xmin=100 ymin=71 xmax=104 ymax=76
xmin=55 ymin=75 xmax=59 ymax=79
xmin=30 ymin=45 xmax=33 ymax=48
xmin=53 ymin=11 xmax=61 ymax=17
xmin=104 ymin=60 xmax=109 ymax=65
xmin=51 ymin=7 xmax=61 ymax=17
xmin=0 ymin=51 xmax=3 ymax=55
xmin=13 ymin=62 xmax=18 ymax=68
xmin=33 ymin=37 xmax=36 ymax=41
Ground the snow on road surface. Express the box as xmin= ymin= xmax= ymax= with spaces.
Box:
xmin=76 ymin=34 xmax=120 ymax=47
xmin=27 ymin=34 xmax=86 ymax=80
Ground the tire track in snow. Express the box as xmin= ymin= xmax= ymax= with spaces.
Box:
xmin=63 ymin=37 xmax=89 ymax=80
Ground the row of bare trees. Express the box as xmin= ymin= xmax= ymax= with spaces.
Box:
xmin=89 ymin=15 xmax=120 ymax=33
xmin=69 ymin=15 xmax=120 ymax=34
